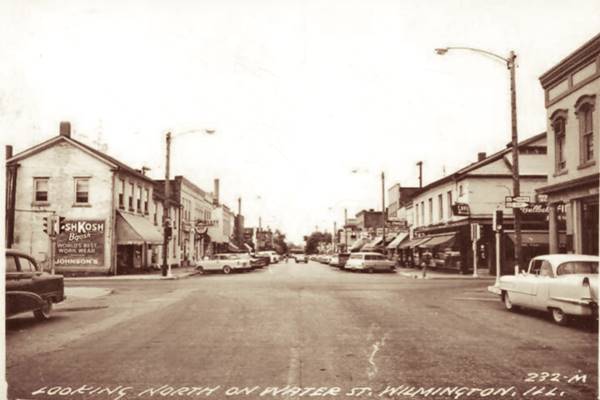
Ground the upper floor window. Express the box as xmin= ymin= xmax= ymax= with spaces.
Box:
xmin=420 ymin=201 xmax=425 ymax=226
xmin=446 ymin=190 xmax=453 ymax=219
xmin=144 ymin=189 xmax=150 ymax=215
xmin=458 ymin=185 xmax=464 ymax=197
xmin=129 ymin=183 xmax=134 ymax=211
xmin=74 ymin=178 xmax=90 ymax=204
xmin=550 ymin=109 xmax=568 ymax=173
xmin=137 ymin=185 xmax=143 ymax=212
xmin=118 ymin=179 xmax=125 ymax=209
xmin=428 ymin=198 xmax=433 ymax=224
xmin=575 ymin=95 xmax=596 ymax=166
xmin=437 ymin=194 xmax=443 ymax=222
xmin=33 ymin=178 xmax=49 ymax=203
xmin=415 ymin=203 xmax=419 ymax=226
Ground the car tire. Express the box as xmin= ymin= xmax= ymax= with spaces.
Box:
xmin=550 ymin=308 xmax=570 ymax=326
xmin=222 ymin=265 xmax=232 ymax=274
xmin=502 ymin=291 xmax=517 ymax=311
xmin=196 ymin=266 xmax=204 ymax=275
xmin=34 ymin=299 xmax=53 ymax=321
xmin=367 ymin=267 xmax=374 ymax=274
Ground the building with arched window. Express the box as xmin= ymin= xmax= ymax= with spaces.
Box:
xmin=538 ymin=33 xmax=599 ymax=256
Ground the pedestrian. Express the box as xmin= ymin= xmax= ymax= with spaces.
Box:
xmin=422 ymin=251 xmax=432 ymax=278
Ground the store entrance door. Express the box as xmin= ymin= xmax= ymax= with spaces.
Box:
xmin=581 ymin=197 xmax=599 ymax=255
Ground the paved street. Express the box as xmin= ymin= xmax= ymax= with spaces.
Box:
xmin=6 ymin=261 xmax=598 ymax=400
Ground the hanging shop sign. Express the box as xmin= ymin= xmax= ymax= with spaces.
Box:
xmin=451 ymin=203 xmax=470 ymax=216
xmin=54 ymin=220 xmax=105 ymax=267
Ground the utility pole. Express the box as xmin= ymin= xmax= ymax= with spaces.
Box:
xmin=381 ymin=171 xmax=386 ymax=249
xmin=509 ymin=51 xmax=522 ymax=270
xmin=333 ymin=221 xmax=337 ymax=253
xmin=162 ymin=132 xmax=172 ymax=277
xmin=344 ymin=208 xmax=348 ymax=253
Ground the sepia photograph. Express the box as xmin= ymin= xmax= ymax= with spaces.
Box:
xmin=2 ymin=1 xmax=599 ymax=399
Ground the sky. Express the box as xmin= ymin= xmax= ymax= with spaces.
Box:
xmin=2 ymin=0 xmax=599 ymax=244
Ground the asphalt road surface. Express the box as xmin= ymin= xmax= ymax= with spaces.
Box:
xmin=6 ymin=260 xmax=598 ymax=400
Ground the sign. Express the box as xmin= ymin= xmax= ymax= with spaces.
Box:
xmin=470 ymin=223 xmax=481 ymax=241
xmin=505 ymin=201 xmax=529 ymax=209
xmin=451 ymin=203 xmax=470 ymax=216
xmin=536 ymin=194 xmax=548 ymax=203
xmin=54 ymin=220 xmax=105 ymax=267
xmin=195 ymin=219 xmax=218 ymax=230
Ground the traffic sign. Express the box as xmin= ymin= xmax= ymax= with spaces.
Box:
xmin=505 ymin=195 xmax=530 ymax=203
xmin=505 ymin=201 xmax=529 ymax=208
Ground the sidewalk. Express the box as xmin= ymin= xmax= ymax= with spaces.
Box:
xmin=64 ymin=266 xmax=201 ymax=282
xmin=396 ymin=267 xmax=497 ymax=280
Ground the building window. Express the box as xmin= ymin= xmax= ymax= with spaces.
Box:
xmin=550 ymin=109 xmax=568 ymax=173
xmin=144 ymin=189 xmax=149 ymax=215
xmin=129 ymin=183 xmax=134 ymax=211
xmin=34 ymin=178 xmax=49 ymax=203
xmin=118 ymin=179 xmax=125 ymax=209
xmin=437 ymin=194 xmax=443 ymax=222
xmin=137 ymin=185 xmax=142 ymax=212
xmin=420 ymin=201 xmax=425 ymax=226
xmin=74 ymin=178 xmax=90 ymax=204
xmin=458 ymin=185 xmax=464 ymax=197
xmin=575 ymin=95 xmax=596 ymax=165
xmin=428 ymin=198 xmax=433 ymax=224
xmin=415 ymin=203 xmax=419 ymax=226
xmin=447 ymin=190 xmax=453 ymax=219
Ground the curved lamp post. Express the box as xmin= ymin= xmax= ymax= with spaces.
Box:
xmin=162 ymin=128 xmax=215 ymax=278
xmin=435 ymin=46 xmax=522 ymax=271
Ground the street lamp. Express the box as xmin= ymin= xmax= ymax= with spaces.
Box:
xmin=162 ymin=128 xmax=215 ymax=278
xmin=435 ymin=46 xmax=522 ymax=271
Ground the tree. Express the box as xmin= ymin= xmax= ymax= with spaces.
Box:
xmin=304 ymin=231 xmax=332 ymax=254
xmin=273 ymin=230 xmax=289 ymax=255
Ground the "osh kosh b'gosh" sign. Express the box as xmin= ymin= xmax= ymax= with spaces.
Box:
xmin=55 ymin=220 xmax=105 ymax=267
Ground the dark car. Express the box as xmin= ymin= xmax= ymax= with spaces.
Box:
xmin=252 ymin=254 xmax=271 ymax=267
xmin=5 ymin=249 xmax=66 ymax=321
xmin=330 ymin=253 xmax=351 ymax=269
xmin=250 ymin=256 xmax=269 ymax=268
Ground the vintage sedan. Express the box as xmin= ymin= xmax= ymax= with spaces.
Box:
xmin=496 ymin=254 xmax=598 ymax=325
xmin=196 ymin=253 xmax=250 ymax=274
xmin=345 ymin=252 xmax=396 ymax=273
xmin=6 ymin=249 xmax=66 ymax=321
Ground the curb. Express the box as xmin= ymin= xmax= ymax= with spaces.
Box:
xmin=399 ymin=271 xmax=496 ymax=281
xmin=65 ymin=270 xmax=201 ymax=282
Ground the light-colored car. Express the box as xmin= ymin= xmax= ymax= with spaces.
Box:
xmin=494 ymin=254 xmax=599 ymax=325
xmin=345 ymin=252 xmax=396 ymax=273
xmin=294 ymin=254 xmax=308 ymax=263
xmin=256 ymin=251 xmax=279 ymax=263
xmin=196 ymin=253 xmax=250 ymax=274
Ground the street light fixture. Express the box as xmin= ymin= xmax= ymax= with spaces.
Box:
xmin=162 ymin=128 xmax=216 ymax=278
xmin=435 ymin=46 xmax=522 ymax=271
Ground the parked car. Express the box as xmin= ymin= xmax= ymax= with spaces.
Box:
xmin=256 ymin=251 xmax=279 ymax=263
xmin=6 ymin=249 xmax=66 ymax=321
xmin=494 ymin=254 xmax=599 ymax=325
xmin=330 ymin=253 xmax=351 ymax=269
xmin=252 ymin=254 xmax=271 ymax=266
xmin=294 ymin=253 xmax=308 ymax=263
xmin=196 ymin=253 xmax=250 ymax=274
xmin=344 ymin=252 xmax=396 ymax=273
xmin=249 ymin=255 xmax=269 ymax=268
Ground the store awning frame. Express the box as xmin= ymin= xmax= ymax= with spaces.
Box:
xmin=116 ymin=211 xmax=163 ymax=245
xmin=399 ymin=236 xmax=431 ymax=250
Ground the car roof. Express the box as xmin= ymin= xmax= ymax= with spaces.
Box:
xmin=533 ymin=254 xmax=600 ymax=264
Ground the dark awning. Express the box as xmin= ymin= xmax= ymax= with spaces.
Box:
xmin=418 ymin=233 xmax=457 ymax=249
xmin=399 ymin=236 xmax=431 ymax=249
xmin=362 ymin=236 xmax=383 ymax=251
xmin=386 ymin=232 xmax=409 ymax=249
xmin=116 ymin=211 xmax=163 ymax=245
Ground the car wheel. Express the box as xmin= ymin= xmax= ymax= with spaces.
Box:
xmin=367 ymin=267 xmax=374 ymax=274
xmin=222 ymin=265 xmax=232 ymax=274
xmin=34 ymin=299 xmax=53 ymax=321
xmin=196 ymin=266 xmax=204 ymax=275
xmin=503 ymin=291 xmax=516 ymax=311
xmin=551 ymin=308 xmax=570 ymax=326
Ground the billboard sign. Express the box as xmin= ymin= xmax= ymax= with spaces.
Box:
xmin=55 ymin=220 xmax=105 ymax=267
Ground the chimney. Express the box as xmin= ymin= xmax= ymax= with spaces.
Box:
xmin=59 ymin=121 xmax=71 ymax=138
xmin=6 ymin=145 xmax=13 ymax=160
xmin=477 ymin=152 xmax=487 ymax=162
xmin=213 ymin=178 xmax=220 ymax=205
xmin=238 ymin=197 xmax=242 ymax=215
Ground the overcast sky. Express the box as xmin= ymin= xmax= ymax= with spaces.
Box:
xmin=2 ymin=1 xmax=599 ymax=244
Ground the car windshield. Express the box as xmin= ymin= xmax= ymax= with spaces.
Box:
xmin=556 ymin=261 xmax=599 ymax=276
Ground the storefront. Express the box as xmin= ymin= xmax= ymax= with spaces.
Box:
xmin=386 ymin=232 xmax=409 ymax=260
xmin=115 ymin=210 xmax=163 ymax=274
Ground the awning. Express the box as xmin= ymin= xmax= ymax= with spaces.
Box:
xmin=349 ymin=238 xmax=369 ymax=251
xmin=116 ymin=211 xmax=163 ymax=245
xmin=243 ymin=243 xmax=253 ymax=252
xmin=362 ymin=236 xmax=384 ymax=251
xmin=507 ymin=232 xmax=566 ymax=247
xmin=399 ymin=236 xmax=431 ymax=249
xmin=227 ymin=242 xmax=242 ymax=252
xmin=418 ymin=233 xmax=457 ymax=249
xmin=386 ymin=232 xmax=409 ymax=249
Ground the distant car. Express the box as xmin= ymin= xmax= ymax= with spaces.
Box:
xmin=294 ymin=254 xmax=308 ymax=263
xmin=344 ymin=252 xmax=396 ymax=273
xmin=196 ymin=253 xmax=250 ymax=274
xmin=329 ymin=255 xmax=339 ymax=266
xmin=249 ymin=255 xmax=269 ymax=268
xmin=6 ymin=249 xmax=66 ymax=321
xmin=494 ymin=254 xmax=599 ymax=325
